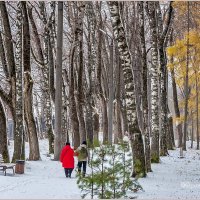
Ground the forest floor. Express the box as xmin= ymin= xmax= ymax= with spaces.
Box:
xmin=0 ymin=140 xmax=200 ymax=199
xmin=137 ymin=142 xmax=200 ymax=199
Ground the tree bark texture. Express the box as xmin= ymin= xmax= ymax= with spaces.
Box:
xmin=108 ymin=1 xmax=146 ymax=177
xmin=138 ymin=1 xmax=151 ymax=172
xmin=54 ymin=1 xmax=64 ymax=160
xmin=22 ymin=1 xmax=40 ymax=160
xmin=145 ymin=2 xmax=160 ymax=163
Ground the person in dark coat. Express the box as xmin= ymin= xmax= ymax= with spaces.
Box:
xmin=60 ymin=142 xmax=74 ymax=178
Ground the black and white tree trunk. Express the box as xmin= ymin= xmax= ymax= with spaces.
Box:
xmin=108 ymin=1 xmax=146 ymax=177
xmin=145 ymin=2 xmax=160 ymax=163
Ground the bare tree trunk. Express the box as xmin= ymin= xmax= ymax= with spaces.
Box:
xmin=138 ymin=1 xmax=151 ymax=172
xmin=85 ymin=2 xmax=97 ymax=145
xmin=170 ymin=66 xmax=182 ymax=148
xmin=145 ymin=2 xmax=160 ymax=163
xmin=62 ymin=81 xmax=68 ymax=144
xmin=115 ymin=54 xmax=123 ymax=142
xmin=101 ymin=44 xmax=109 ymax=144
xmin=54 ymin=1 xmax=63 ymax=160
xmin=167 ymin=112 xmax=175 ymax=150
xmin=195 ymin=71 xmax=199 ymax=150
xmin=108 ymin=1 xmax=146 ymax=177
xmin=39 ymin=2 xmax=54 ymax=154
xmin=22 ymin=1 xmax=40 ymax=160
xmin=12 ymin=3 xmax=24 ymax=162
xmin=0 ymin=99 xmax=9 ymax=162
xmin=68 ymin=2 xmax=86 ymax=148
xmin=48 ymin=2 xmax=56 ymax=104
xmin=93 ymin=110 xmax=100 ymax=141
xmin=183 ymin=2 xmax=190 ymax=151
xmin=76 ymin=2 xmax=87 ymax=142
xmin=0 ymin=1 xmax=17 ymax=162
xmin=102 ymin=97 xmax=108 ymax=143
xmin=34 ymin=94 xmax=43 ymax=139
xmin=191 ymin=111 xmax=194 ymax=148
xmin=157 ymin=2 xmax=173 ymax=156
xmin=108 ymin=40 xmax=114 ymax=143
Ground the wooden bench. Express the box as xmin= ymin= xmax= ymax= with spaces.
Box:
xmin=0 ymin=154 xmax=15 ymax=176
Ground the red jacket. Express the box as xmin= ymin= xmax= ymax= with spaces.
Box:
xmin=60 ymin=145 xmax=74 ymax=168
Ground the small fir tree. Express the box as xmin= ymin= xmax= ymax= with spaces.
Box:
xmin=77 ymin=141 xmax=143 ymax=199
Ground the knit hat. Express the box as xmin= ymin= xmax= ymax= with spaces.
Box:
xmin=66 ymin=142 xmax=70 ymax=146
xmin=82 ymin=141 xmax=87 ymax=145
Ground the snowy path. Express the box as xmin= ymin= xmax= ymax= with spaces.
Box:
xmin=0 ymin=140 xmax=81 ymax=199
xmin=0 ymin=140 xmax=200 ymax=199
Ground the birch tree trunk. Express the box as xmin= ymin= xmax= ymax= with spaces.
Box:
xmin=145 ymin=2 xmax=160 ymax=163
xmin=54 ymin=1 xmax=63 ymax=160
xmin=22 ymin=1 xmax=40 ymax=160
xmin=108 ymin=1 xmax=146 ymax=177
xmin=13 ymin=2 xmax=24 ymax=162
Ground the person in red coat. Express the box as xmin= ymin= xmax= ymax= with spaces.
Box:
xmin=60 ymin=142 xmax=74 ymax=178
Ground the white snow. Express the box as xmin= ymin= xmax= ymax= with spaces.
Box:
xmin=137 ymin=142 xmax=200 ymax=200
xmin=0 ymin=140 xmax=81 ymax=199
xmin=0 ymin=140 xmax=200 ymax=199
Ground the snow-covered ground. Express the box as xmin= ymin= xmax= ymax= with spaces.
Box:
xmin=0 ymin=140 xmax=200 ymax=199
xmin=137 ymin=142 xmax=200 ymax=199
xmin=0 ymin=140 xmax=80 ymax=199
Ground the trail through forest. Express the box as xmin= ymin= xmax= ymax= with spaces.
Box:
xmin=0 ymin=140 xmax=200 ymax=199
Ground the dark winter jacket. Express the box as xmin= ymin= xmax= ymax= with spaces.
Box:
xmin=60 ymin=145 xmax=74 ymax=168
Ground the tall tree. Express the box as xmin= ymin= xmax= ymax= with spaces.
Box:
xmin=137 ymin=1 xmax=151 ymax=172
xmin=12 ymin=2 xmax=24 ymax=162
xmin=22 ymin=1 xmax=40 ymax=160
xmin=108 ymin=1 xmax=146 ymax=177
xmin=0 ymin=2 xmax=18 ymax=161
xmin=157 ymin=2 xmax=173 ymax=156
xmin=76 ymin=2 xmax=87 ymax=143
xmin=54 ymin=1 xmax=64 ymax=160
xmin=145 ymin=2 xmax=160 ymax=163
xmin=183 ymin=2 xmax=190 ymax=151
xmin=39 ymin=2 xmax=54 ymax=154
